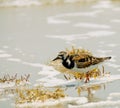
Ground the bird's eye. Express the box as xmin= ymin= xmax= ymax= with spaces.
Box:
xmin=79 ymin=58 xmax=86 ymax=62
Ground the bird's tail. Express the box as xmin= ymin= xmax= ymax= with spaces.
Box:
xmin=98 ymin=56 xmax=111 ymax=62
xmin=103 ymin=56 xmax=111 ymax=60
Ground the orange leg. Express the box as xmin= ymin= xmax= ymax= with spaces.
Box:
xmin=85 ymin=72 xmax=90 ymax=83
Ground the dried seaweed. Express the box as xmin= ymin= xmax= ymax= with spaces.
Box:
xmin=66 ymin=46 xmax=92 ymax=56
xmin=0 ymin=74 xmax=30 ymax=85
xmin=15 ymin=87 xmax=65 ymax=104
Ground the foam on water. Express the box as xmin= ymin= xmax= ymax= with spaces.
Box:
xmin=107 ymin=43 xmax=118 ymax=47
xmin=0 ymin=82 xmax=15 ymax=89
xmin=106 ymin=62 xmax=120 ymax=68
xmin=71 ymin=91 xmax=120 ymax=108
xmin=97 ymin=49 xmax=112 ymax=54
xmin=47 ymin=10 xmax=103 ymax=24
xmin=117 ymin=69 xmax=120 ymax=72
xmin=113 ymin=7 xmax=120 ymax=11
xmin=111 ymin=19 xmax=120 ymax=23
xmin=46 ymin=30 xmax=115 ymax=42
xmin=0 ymin=54 xmax=12 ymax=58
xmin=0 ymin=0 xmax=41 ymax=7
xmin=0 ymin=0 xmax=98 ymax=7
xmin=7 ymin=58 xmax=22 ymax=62
xmin=0 ymin=80 xmax=30 ymax=89
xmin=38 ymin=66 xmax=60 ymax=77
xmin=69 ymin=100 xmax=120 ymax=108
xmin=74 ymin=23 xmax=110 ymax=29
xmin=87 ymin=30 xmax=115 ymax=37
xmin=22 ymin=62 xmax=43 ymax=67
xmin=76 ymin=92 xmax=120 ymax=108
xmin=16 ymin=97 xmax=88 ymax=108
xmin=109 ymin=92 xmax=120 ymax=98
xmin=48 ymin=17 xmax=70 ymax=24
xmin=92 ymin=1 xmax=113 ymax=9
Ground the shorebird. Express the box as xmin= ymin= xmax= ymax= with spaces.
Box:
xmin=53 ymin=51 xmax=111 ymax=70
xmin=52 ymin=50 xmax=111 ymax=82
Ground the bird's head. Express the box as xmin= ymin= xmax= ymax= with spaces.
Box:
xmin=52 ymin=51 xmax=68 ymax=61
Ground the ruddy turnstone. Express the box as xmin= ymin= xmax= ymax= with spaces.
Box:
xmin=52 ymin=49 xmax=111 ymax=82
xmin=53 ymin=51 xmax=111 ymax=70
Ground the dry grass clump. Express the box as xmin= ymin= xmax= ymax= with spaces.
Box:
xmin=0 ymin=74 xmax=30 ymax=85
xmin=16 ymin=87 xmax=65 ymax=104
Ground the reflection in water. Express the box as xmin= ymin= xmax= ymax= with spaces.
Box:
xmin=0 ymin=88 xmax=15 ymax=101
xmin=75 ymin=84 xmax=104 ymax=102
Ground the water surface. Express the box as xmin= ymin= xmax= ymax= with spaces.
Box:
xmin=0 ymin=0 xmax=120 ymax=108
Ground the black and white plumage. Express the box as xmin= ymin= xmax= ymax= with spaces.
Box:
xmin=53 ymin=51 xmax=111 ymax=72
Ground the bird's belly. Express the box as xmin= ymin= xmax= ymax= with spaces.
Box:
xmin=72 ymin=64 xmax=99 ymax=73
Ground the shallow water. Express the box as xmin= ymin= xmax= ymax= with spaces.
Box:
xmin=0 ymin=0 xmax=120 ymax=108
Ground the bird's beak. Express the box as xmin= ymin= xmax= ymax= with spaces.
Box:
xmin=52 ymin=56 xmax=60 ymax=61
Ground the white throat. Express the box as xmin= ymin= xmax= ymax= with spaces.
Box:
xmin=66 ymin=59 xmax=71 ymax=65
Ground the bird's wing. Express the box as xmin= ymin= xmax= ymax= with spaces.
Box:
xmin=72 ymin=54 xmax=92 ymax=68
xmin=72 ymin=54 xmax=90 ymax=61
